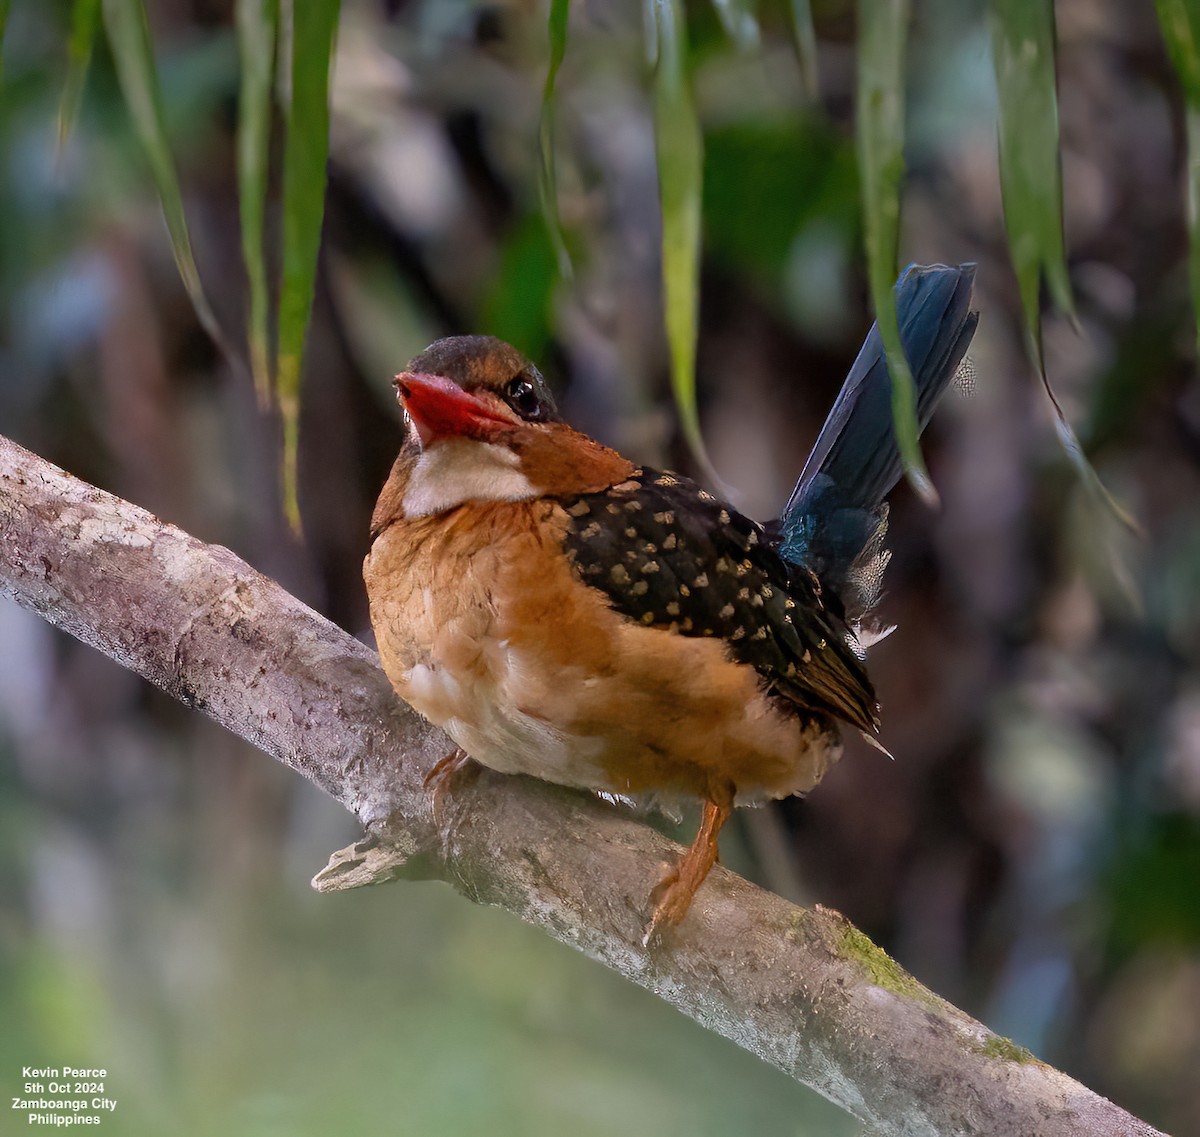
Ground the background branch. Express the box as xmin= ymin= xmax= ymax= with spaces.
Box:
xmin=0 ymin=432 xmax=1163 ymax=1137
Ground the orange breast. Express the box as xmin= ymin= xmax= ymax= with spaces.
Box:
xmin=364 ymin=499 xmax=843 ymax=806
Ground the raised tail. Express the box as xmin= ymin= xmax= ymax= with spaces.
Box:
xmin=776 ymin=263 xmax=978 ymax=619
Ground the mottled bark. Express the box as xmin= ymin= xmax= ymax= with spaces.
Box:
xmin=0 ymin=433 xmax=1163 ymax=1137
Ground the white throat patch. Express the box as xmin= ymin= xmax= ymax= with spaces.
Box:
xmin=402 ymin=438 xmax=540 ymax=517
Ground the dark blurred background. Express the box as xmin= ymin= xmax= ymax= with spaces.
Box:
xmin=2 ymin=0 xmax=1199 ymax=1134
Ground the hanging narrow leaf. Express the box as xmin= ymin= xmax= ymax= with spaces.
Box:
xmin=651 ymin=0 xmax=711 ymax=473
xmin=788 ymin=0 xmax=819 ymax=102
xmin=988 ymin=1 xmax=1073 ymax=421
xmin=1188 ymin=104 xmax=1200 ymax=350
xmin=1156 ymin=0 xmax=1200 ymax=355
xmin=643 ymin=0 xmax=659 ymax=67
xmin=992 ymin=0 xmax=1136 ymax=529
xmin=989 ymin=0 xmax=1072 ymax=357
xmin=710 ymin=0 xmax=760 ymax=53
xmin=856 ymin=0 xmax=934 ymax=504
xmin=0 ymin=0 xmax=10 ymax=82
xmin=538 ymin=0 xmax=571 ymax=280
xmin=102 ymin=0 xmax=229 ymax=353
xmin=237 ymin=0 xmax=278 ymax=406
xmin=59 ymin=0 xmax=102 ymax=148
xmin=277 ymin=0 xmax=340 ymax=533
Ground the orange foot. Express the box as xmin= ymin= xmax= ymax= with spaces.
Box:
xmin=423 ymin=747 xmax=475 ymax=827
xmin=642 ymin=784 xmax=734 ymax=947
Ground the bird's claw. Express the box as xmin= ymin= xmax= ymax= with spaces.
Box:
xmin=423 ymin=747 xmax=474 ymax=829
xmin=641 ymin=863 xmax=690 ymax=947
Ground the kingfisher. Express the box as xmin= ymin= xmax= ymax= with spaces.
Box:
xmin=364 ymin=263 xmax=978 ymax=942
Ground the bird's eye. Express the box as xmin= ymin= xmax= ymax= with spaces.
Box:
xmin=504 ymin=376 xmax=544 ymax=421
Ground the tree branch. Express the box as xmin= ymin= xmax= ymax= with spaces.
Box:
xmin=0 ymin=433 xmax=1163 ymax=1137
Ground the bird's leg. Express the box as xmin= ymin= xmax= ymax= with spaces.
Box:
xmin=423 ymin=747 xmax=475 ymax=827
xmin=643 ymin=781 xmax=735 ymax=945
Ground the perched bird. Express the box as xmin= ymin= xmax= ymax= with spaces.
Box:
xmin=365 ymin=263 xmax=978 ymax=942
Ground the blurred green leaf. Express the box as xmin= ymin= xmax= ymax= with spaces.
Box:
xmin=705 ymin=119 xmax=856 ymax=281
xmin=1186 ymin=105 xmax=1200 ymax=352
xmin=710 ymin=0 xmax=759 ymax=52
xmin=856 ymin=0 xmax=935 ymax=505
xmin=990 ymin=0 xmax=1136 ymax=530
xmin=538 ymin=0 xmax=571 ymax=279
xmin=102 ymin=0 xmax=228 ymax=354
xmin=989 ymin=0 xmax=1072 ymax=352
xmin=483 ymin=216 xmax=556 ymax=363
xmin=0 ymin=0 xmax=9 ymax=81
xmin=788 ymin=0 xmax=819 ymax=102
xmin=1086 ymin=304 xmax=1178 ymax=452
xmin=237 ymin=0 xmax=278 ymax=406
xmin=651 ymin=0 xmax=711 ymax=474
xmin=1107 ymin=813 xmax=1200 ymax=959
xmin=1158 ymin=0 xmax=1200 ymax=97
xmin=988 ymin=0 xmax=1072 ymax=436
xmin=1156 ymin=0 xmax=1200 ymax=356
xmin=58 ymin=0 xmax=101 ymax=148
xmin=278 ymin=0 xmax=340 ymax=533
xmin=643 ymin=0 xmax=658 ymax=67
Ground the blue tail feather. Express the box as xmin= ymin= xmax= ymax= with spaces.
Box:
xmin=776 ymin=263 xmax=978 ymax=617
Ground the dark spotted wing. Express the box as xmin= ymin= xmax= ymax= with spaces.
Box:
xmin=557 ymin=467 xmax=878 ymax=733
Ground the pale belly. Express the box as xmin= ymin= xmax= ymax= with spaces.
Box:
xmin=403 ymin=652 xmax=607 ymax=786
xmin=365 ymin=503 xmax=843 ymax=807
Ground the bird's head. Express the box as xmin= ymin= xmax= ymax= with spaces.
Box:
xmin=396 ymin=335 xmax=562 ymax=448
xmin=385 ymin=335 xmax=633 ymax=521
